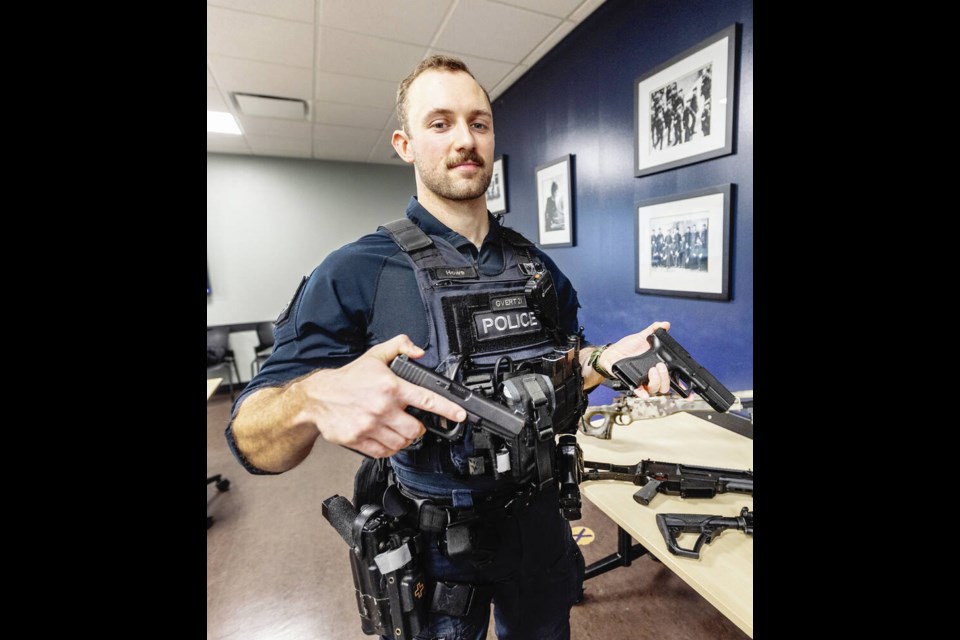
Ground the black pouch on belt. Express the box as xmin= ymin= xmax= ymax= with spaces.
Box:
xmin=442 ymin=513 xmax=500 ymax=566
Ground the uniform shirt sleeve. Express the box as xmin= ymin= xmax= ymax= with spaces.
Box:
xmin=224 ymin=234 xmax=400 ymax=474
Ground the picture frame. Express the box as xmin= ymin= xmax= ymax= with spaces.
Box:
xmin=635 ymin=184 xmax=732 ymax=300
xmin=535 ymin=155 xmax=574 ymax=247
xmin=486 ymin=155 xmax=508 ymax=215
xmin=634 ymin=23 xmax=738 ymax=178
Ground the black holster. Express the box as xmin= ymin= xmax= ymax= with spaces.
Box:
xmin=322 ymin=497 xmax=428 ymax=639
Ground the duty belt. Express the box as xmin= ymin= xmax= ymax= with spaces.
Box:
xmin=389 ymin=482 xmax=540 ymax=533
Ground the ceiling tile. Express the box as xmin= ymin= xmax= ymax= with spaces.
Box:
xmin=206 ymin=0 xmax=609 ymax=164
xmin=490 ymin=63 xmax=531 ymax=99
xmin=569 ymin=0 xmax=606 ymax=22
xmin=235 ymin=116 xmax=313 ymax=139
xmin=434 ymin=0 xmax=561 ymax=63
xmin=208 ymin=87 xmax=231 ymax=111
xmin=208 ymin=132 xmax=252 ymax=154
xmin=312 ymin=144 xmax=376 ymax=163
xmin=313 ymin=101 xmax=393 ymax=129
xmin=207 ymin=6 xmax=313 ymax=68
xmin=429 ymin=50 xmax=517 ymax=94
xmin=318 ymin=0 xmax=454 ymax=46
xmin=317 ymin=27 xmax=429 ymax=82
xmin=246 ymin=134 xmax=313 ymax=158
xmin=522 ymin=20 xmax=577 ymax=66
xmin=206 ymin=0 xmax=314 ymax=23
xmin=207 ymin=55 xmax=313 ymax=102
xmin=313 ymin=123 xmax=383 ymax=149
xmin=495 ymin=0 xmax=584 ymax=18
xmin=313 ymin=72 xmax=397 ymax=109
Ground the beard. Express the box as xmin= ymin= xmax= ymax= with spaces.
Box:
xmin=415 ymin=151 xmax=492 ymax=201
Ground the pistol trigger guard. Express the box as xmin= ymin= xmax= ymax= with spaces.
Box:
xmin=670 ymin=372 xmax=693 ymax=398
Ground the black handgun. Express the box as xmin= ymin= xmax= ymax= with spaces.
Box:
xmin=582 ymin=458 xmax=753 ymax=506
xmin=389 ymin=354 xmax=525 ymax=441
xmin=656 ymin=506 xmax=753 ymax=559
xmin=610 ymin=328 xmax=737 ymax=413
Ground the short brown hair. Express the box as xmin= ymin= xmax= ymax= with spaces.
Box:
xmin=396 ymin=55 xmax=491 ymax=133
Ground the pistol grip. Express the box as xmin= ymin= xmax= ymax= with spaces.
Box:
xmin=633 ymin=479 xmax=661 ymax=505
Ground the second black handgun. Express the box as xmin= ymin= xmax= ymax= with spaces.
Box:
xmin=610 ymin=328 xmax=737 ymax=413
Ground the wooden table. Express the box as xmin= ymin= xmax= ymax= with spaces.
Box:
xmin=207 ymin=377 xmax=224 ymax=401
xmin=577 ymin=411 xmax=753 ymax=637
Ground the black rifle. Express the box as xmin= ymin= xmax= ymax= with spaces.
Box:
xmin=657 ymin=506 xmax=753 ymax=559
xmin=610 ymin=327 xmax=737 ymax=413
xmin=582 ymin=458 xmax=753 ymax=506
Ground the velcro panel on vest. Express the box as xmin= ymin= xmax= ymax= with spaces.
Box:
xmin=379 ymin=219 xmax=433 ymax=251
xmin=441 ymin=293 xmax=546 ymax=357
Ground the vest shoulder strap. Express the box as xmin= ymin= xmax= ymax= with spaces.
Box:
xmin=499 ymin=225 xmax=535 ymax=248
xmin=379 ymin=218 xmax=434 ymax=252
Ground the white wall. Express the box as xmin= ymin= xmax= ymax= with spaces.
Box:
xmin=207 ymin=153 xmax=416 ymax=382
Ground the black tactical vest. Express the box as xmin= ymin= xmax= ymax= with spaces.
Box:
xmin=378 ymin=218 xmax=586 ymax=492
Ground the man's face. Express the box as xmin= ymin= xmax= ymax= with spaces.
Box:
xmin=399 ymin=70 xmax=494 ymax=202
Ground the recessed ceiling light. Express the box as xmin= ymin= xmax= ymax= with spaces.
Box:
xmin=207 ymin=111 xmax=241 ymax=135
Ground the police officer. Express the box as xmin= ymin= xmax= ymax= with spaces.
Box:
xmin=226 ymin=55 xmax=671 ymax=640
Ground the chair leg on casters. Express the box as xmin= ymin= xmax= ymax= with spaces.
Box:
xmin=207 ymin=474 xmax=230 ymax=528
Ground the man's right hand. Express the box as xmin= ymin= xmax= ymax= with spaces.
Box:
xmin=295 ymin=334 xmax=467 ymax=458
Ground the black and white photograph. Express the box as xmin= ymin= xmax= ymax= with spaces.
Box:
xmin=635 ymin=184 xmax=732 ymax=300
xmin=486 ymin=155 xmax=508 ymax=215
xmin=536 ymin=155 xmax=574 ymax=247
xmin=635 ymin=23 xmax=738 ymax=178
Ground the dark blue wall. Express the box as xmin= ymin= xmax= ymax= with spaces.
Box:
xmin=493 ymin=0 xmax=753 ymax=402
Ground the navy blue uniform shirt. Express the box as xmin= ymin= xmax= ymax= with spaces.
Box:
xmin=226 ymin=197 xmax=584 ymax=474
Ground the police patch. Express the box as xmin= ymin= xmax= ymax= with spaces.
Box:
xmin=473 ymin=309 xmax=540 ymax=341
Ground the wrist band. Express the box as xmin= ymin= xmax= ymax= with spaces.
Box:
xmin=588 ymin=343 xmax=614 ymax=379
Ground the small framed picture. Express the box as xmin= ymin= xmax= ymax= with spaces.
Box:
xmin=635 ymin=24 xmax=739 ymax=178
xmin=536 ymin=155 xmax=574 ymax=247
xmin=486 ymin=155 xmax=508 ymax=215
xmin=635 ymin=184 xmax=732 ymax=300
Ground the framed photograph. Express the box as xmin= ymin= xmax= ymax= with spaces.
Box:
xmin=635 ymin=184 xmax=732 ymax=300
xmin=536 ymin=155 xmax=574 ymax=247
xmin=634 ymin=23 xmax=738 ymax=178
xmin=486 ymin=155 xmax=508 ymax=215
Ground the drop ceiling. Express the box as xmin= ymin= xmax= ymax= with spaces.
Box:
xmin=207 ymin=0 xmax=607 ymax=166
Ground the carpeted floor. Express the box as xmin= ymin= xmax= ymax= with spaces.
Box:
xmin=207 ymin=390 xmax=751 ymax=639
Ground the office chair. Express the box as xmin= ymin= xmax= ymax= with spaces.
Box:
xmin=250 ymin=321 xmax=275 ymax=378
xmin=207 ymin=474 xmax=230 ymax=529
xmin=207 ymin=327 xmax=242 ymax=401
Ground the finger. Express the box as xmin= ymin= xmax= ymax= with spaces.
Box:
xmin=398 ymin=380 xmax=467 ymax=424
xmin=364 ymin=334 xmax=425 ymax=364
xmin=643 ymin=320 xmax=671 ymax=336
xmin=654 ymin=362 xmax=671 ymax=393
xmin=645 ymin=365 xmax=662 ymax=394
xmin=351 ymin=438 xmax=393 ymax=459
xmin=633 ymin=385 xmax=650 ymax=400
xmin=386 ymin=408 xmax=429 ymax=441
xmin=371 ymin=424 xmax=414 ymax=453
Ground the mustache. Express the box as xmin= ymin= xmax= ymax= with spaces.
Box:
xmin=446 ymin=152 xmax=485 ymax=169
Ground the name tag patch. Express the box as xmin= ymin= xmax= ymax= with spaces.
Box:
xmin=489 ymin=295 xmax=527 ymax=311
xmin=433 ymin=266 xmax=478 ymax=280
xmin=473 ymin=309 xmax=540 ymax=340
